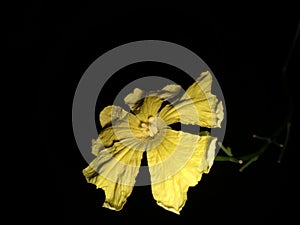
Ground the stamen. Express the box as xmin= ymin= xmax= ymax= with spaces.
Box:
xmin=148 ymin=116 xmax=158 ymax=137
xmin=140 ymin=117 xmax=159 ymax=138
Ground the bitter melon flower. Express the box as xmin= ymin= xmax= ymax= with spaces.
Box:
xmin=83 ymin=71 xmax=224 ymax=214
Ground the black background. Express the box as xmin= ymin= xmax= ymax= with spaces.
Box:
xmin=10 ymin=2 xmax=299 ymax=224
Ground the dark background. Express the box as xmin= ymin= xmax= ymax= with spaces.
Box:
xmin=10 ymin=2 xmax=299 ymax=224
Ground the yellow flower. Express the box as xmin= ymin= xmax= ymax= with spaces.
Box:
xmin=82 ymin=71 xmax=224 ymax=214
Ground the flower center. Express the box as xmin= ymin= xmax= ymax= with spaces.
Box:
xmin=140 ymin=116 xmax=159 ymax=137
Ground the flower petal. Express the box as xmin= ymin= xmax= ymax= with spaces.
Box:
xmin=199 ymin=137 xmax=217 ymax=173
xmin=157 ymin=84 xmax=183 ymax=100
xmin=92 ymin=105 xmax=145 ymax=156
xmin=83 ymin=139 xmax=145 ymax=211
xmin=131 ymin=96 xmax=164 ymax=122
xmin=159 ymin=71 xmax=224 ymax=128
xmin=99 ymin=105 xmax=130 ymax=128
xmin=146 ymin=129 xmax=217 ymax=214
xmin=85 ymin=104 xmax=147 ymax=210
xmin=123 ymin=88 xmax=144 ymax=111
xmin=124 ymin=84 xmax=182 ymax=111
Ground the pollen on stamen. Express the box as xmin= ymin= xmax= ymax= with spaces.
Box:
xmin=139 ymin=117 xmax=159 ymax=138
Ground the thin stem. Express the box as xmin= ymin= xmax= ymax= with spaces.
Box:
xmin=218 ymin=142 xmax=233 ymax=157
xmin=253 ymin=134 xmax=284 ymax=147
xmin=282 ymin=20 xmax=300 ymax=75
xmin=253 ymin=134 xmax=271 ymax=142
xmin=213 ymin=21 xmax=298 ymax=171
xmin=238 ymin=142 xmax=269 ymax=162
xmin=215 ymin=117 xmax=289 ymax=171
xmin=239 ymin=155 xmax=259 ymax=172
xmin=215 ymin=155 xmax=243 ymax=164
xmin=277 ymin=122 xmax=291 ymax=163
xmin=282 ymin=20 xmax=299 ymax=116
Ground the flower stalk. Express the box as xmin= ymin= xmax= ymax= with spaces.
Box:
xmin=215 ymin=118 xmax=291 ymax=172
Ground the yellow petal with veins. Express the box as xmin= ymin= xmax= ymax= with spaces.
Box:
xmin=84 ymin=105 xmax=148 ymax=210
xmin=99 ymin=105 xmax=131 ymax=128
xmin=159 ymin=71 xmax=224 ymax=128
xmin=124 ymin=84 xmax=182 ymax=111
xmin=92 ymin=105 xmax=147 ymax=156
xmin=132 ymin=96 xmax=164 ymax=122
xmin=83 ymin=139 xmax=145 ymax=211
xmin=147 ymin=129 xmax=217 ymax=214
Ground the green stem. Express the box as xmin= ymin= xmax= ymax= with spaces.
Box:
xmin=215 ymin=155 xmax=243 ymax=164
xmin=277 ymin=122 xmax=291 ymax=163
xmin=238 ymin=142 xmax=269 ymax=161
xmin=239 ymin=155 xmax=259 ymax=172
xmin=218 ymin=142 xmax=233 ymax=157
xmin=216 ymin=117 xmax=290 ymax=171
xmin=252 ymin=134 xmax=271 ymax=142
xmin=214 ymin=21 xmax=297 ymax=171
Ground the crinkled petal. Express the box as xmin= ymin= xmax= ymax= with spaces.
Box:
xmin=124 ymin=84 xmax=182 ymax=111
xmin=157 ymin=84 xmax=183 ymax=100
xmin=199 ymin=137 xmax=217 ymax=173
xmin=99 ymin=105 xmax=131 ymax=128
xmin=159 ymin=71 xmax=224 ymax=128
xmin=131 ymin=96 xmax=164 ymax=122
xmin=146 ymin=129 xmax=217 ymax=214
xmin=84 ymin=105 xmax=147 ymax=210
xmin=123 ymin=88 xmax=144 ymax=112
xmin=83 ymin=139 xmax=145 ymax=211
xmin=92 ymin=105 xmax=145 ymax=156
